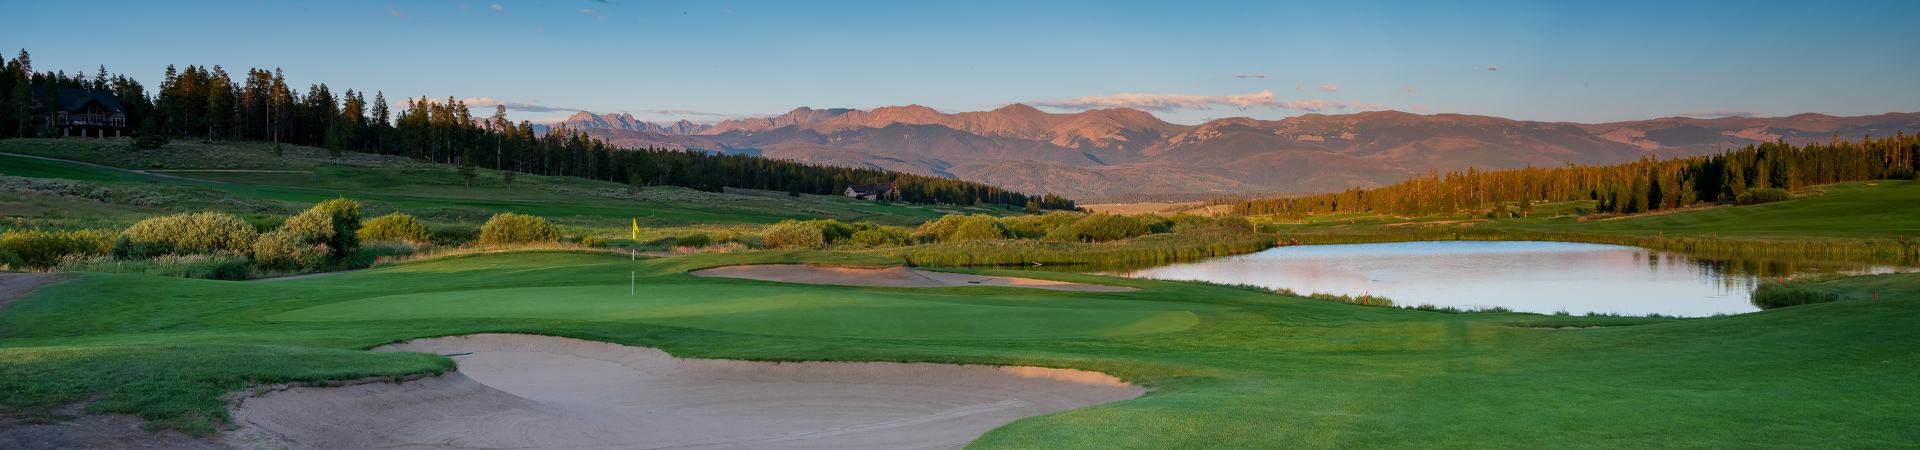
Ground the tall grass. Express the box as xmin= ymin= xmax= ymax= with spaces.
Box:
xmin=1749 ymin=273 xmax=1857 ymax=309
xmin=1270 ymin=226 xmax=1919 ymax=260
xmin=864 ymin=229 xmax=1275 ymax=266
xmin=54 ymin=252 xmax=254 ymax=280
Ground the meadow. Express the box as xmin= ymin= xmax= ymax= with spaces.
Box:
xmin=1 ymin=249 xmax=1914 ymax=448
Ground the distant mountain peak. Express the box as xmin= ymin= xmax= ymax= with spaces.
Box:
xmin=554 ymin=111 xmax=713 ymax=136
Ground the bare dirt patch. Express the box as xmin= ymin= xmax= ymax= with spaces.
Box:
xmin=0 ymin=403 xmax=221 ymax=450
xmin=691 ymin=264 xmax=1138 ymax=292
xmin=229 ymin=334 xmax=1144 ymax=449
xmin=0 ymin=273 xmax=60 ymax=310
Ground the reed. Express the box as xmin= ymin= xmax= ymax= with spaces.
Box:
xmin=1271 ymin=226 xmax=1919 ymax=260
xmin=863 ymin=229 xmax=1275 ymax=267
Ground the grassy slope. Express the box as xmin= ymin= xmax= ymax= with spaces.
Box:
xmin=1265 ymin=180 xmax=1920 ymax=241
xmin=2 ymin=250 xmax=1914 ymax=447
xmin=0 ymin=138 xmax=1009 ymax=229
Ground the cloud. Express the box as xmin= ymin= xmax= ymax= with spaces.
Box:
xmin=1274 ymin=100 xmax=1385 ymax=111
xmin=1411 ymin=106 xmax=1431 ymax=111
xmin=491 ymin=4 xmax=503 ymax=10
xmin=1405 ymin=86 xmax=1414 ymax=93
xmin=1231 ymin=74 xmax=1268 ymax=78
xmin=1678 ymin=110 xmax=1761 ymax=118
xmin=1486 ymin=65 xmax=1498 ymax=71
xmin=1316 ymin=84 xmax=1339 ymax=91
xmin=1033 ymin=90 xmax=1283 ymax=112
xmin=388 ymin=7 xmax=409 ymax=18
xmin=1294 ymin=84 xmax=1306 ymax=90
xmin=403 ymin=97 xmax=585 ymax=114
xmin=580 ymin=9 xmax=596 ymax=13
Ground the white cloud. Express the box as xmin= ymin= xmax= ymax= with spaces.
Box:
xmin=1411 ymin=106 xmax=1431 ymax=111
xmin=1486 ymin=65 xmax=1498 ymax=71
xmin=491 ymin=4 xmax=503 ymax=10
xmin=1294 ymin=84 xmax=1306 ymax=90
xmin=1316 ymin=84 xmax=1339 ymax=91
xmin=388 ymin=7 xmax=409 ymax=18
xmin=1231 ymin=74 xmax=1268 ymax=78
xmin=1405 ymin=86 xmax=1414 ymax=93
xmin=1033 ymin=90 xmax=1283 ymax=112
xmin=580 ymin=9 xmax=595 ymax=13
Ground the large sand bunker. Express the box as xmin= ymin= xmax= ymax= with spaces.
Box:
xmin=691 ymin=264 xmax=1137 ymax=292
xmin=230 ymin=334 xmax=1144 ymax=449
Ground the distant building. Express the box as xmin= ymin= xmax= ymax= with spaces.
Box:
xmin=31 ymin=87 xmax=132 ymax=138
xmin=844 ymin=183 xmax=901 ymax=201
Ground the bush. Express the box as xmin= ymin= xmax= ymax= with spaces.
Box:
xmin=580 ymin=235 xmax=608 ymax=248
xmin=124 ymin=212 xmax=259 ymax=254
xmin=0 ymin=229 xmax=117 ymax=267
xmin=251 ymin=230 xmax=330 ymax=271
xmin=0 ymin=249 xmax=23 ymax=269
xmin=307 ymin=198 xmax=362 ymax=257
xmin=1750 ymin=282 xmax=1843 ymax=309
xmin=950 ymin=215 xmax=1011 ymax=241
xmin=478 ymin=213 xmax=559 ymax=245
xmin=849 ymin=228 xmax=911 ymax=247
xmin=916 ymin=215 xmax=969 ymax=242
xmin=673 ymin=232 xmax=712 ymax=248
xmin=762 ymin=223 xmax=825 ymax=250
xmin=358 ymin=213 xmax=431 ymax=243
xmin=279 ymin=208 xmax=338 ymax=244
xmin=1066 ymin=213 xmax=1150 ymax=242
xmin=1735 ymin=188 xmax=1792 ymax=205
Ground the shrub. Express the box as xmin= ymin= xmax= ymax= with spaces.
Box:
xmin=307 ymin=198 xmax=362 ymax=257
xmin=1750 ymin=282 xmax=1843 ymax=309
xmin=279 ymin=209 xmax=338 ymax=244
xmin=950 ymin=215 xmax=1011 ymax=241
xmin=1735 ymin=188 xmax=1792 ymax=205
xmin=580 ymin=235 xmax=608 ymax=248
xmin=799 ymin=219 xmax=859 ymax=243
xmin=358 ymin=213 xmax=431 ymax=243
xmin=1066 ymin=213 xmax=1151 ymax=242
xmin=672 ymin=232 xmax=712 ymax=248
xmin=849 ymin=228 xmax=912 ymax=247
xmin=0 ymin=249 xmax=23 ymax=269
xmin=0 ymin=229 xmax=117 ymax=267
xmin=915 ymin=215 xmax=969 ymax=242
xmin=762 ymin=223 xmax=825 ymax=250
xmin=251 ymin=230 xmax=330 ymax=271
xmin=124 ymin=212 xmax=259 ymax=254
xmin=478 ymin=213 xmax=559 ymax=245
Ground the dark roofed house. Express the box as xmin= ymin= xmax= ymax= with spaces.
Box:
xmin=31 ymin=87 xmax=132 ymax=138
xmin=844 ymin=183 xmax=901 ymax=201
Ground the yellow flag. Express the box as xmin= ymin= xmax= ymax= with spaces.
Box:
xmin=631 ymin=218 xmax=639 ymax=240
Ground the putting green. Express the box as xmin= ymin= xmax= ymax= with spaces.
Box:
xmin=269 ymin=284 xmax=1202 ymax=340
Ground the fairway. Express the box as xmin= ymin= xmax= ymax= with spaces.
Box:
xmin=271 ymin=283 xmax=1202 ymax=340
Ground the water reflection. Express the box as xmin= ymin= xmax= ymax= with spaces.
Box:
xmin=1010 ymin=241 xmax=1913 ymax=317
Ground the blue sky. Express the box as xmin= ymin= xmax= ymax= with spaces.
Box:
xmin=4 ymin=0 xmax=1916 ymax=125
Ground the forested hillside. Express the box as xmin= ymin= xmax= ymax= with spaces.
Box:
xmin=0 ymin=50 xmax=1073 ymax=210
xmin=1231 ymin=133 xmax=1920 ymax=218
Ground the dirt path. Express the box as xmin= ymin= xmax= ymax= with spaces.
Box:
xmin=691 ymin=264 xmax=1138 ymax=292
xmin=229 ymin=334 xmax=1144 ymax=449
xmin=0 ymin=152 xmax=220 ymax=183
xmin=248 ymin=270 xmax=364 ymax=283
xmin=0 ymin=273 xmax=61 ymax=310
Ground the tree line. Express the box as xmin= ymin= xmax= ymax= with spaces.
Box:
xmin=1230 ymin=133 xmax=1920 ymax=218
xmin=0 ymin=49 xmax=1074 ymax=210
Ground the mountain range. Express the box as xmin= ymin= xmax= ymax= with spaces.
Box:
xmin=555 ymin=106 xmax=1920 ymax=200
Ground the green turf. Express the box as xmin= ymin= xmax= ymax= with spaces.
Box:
xmin=1265 ymin=180 xmax=1920 ymax=241
xmin=2 ymin=250 xmax=1915 ymax=447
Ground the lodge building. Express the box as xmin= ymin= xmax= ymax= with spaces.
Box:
xmin=844 ymin=183 xmax=902 ymax=201
xmin=31 ymin=87 xmax=132 ymax=138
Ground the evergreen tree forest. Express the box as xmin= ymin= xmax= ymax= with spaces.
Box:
xmin=1232 ymin=134 xmax=1920 ymax=219
xmin=0 ymin=50 xmax=1074 ymax=210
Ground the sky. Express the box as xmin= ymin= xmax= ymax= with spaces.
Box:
xmin=4 ymin=0 xmax=1917 ymax=126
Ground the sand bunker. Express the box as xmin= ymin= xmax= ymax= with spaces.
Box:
xmin=230 ymin=334 xmax=1143 ymax=449
xmin=691 ymin=264 xmax=1137 ymax=292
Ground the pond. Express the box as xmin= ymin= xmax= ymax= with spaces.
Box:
xmin=1079 ymin=241 xmax=1913 ymax=317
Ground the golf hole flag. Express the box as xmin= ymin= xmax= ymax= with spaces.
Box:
xmin=632 ymin=218 xmax=639 ymax=240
